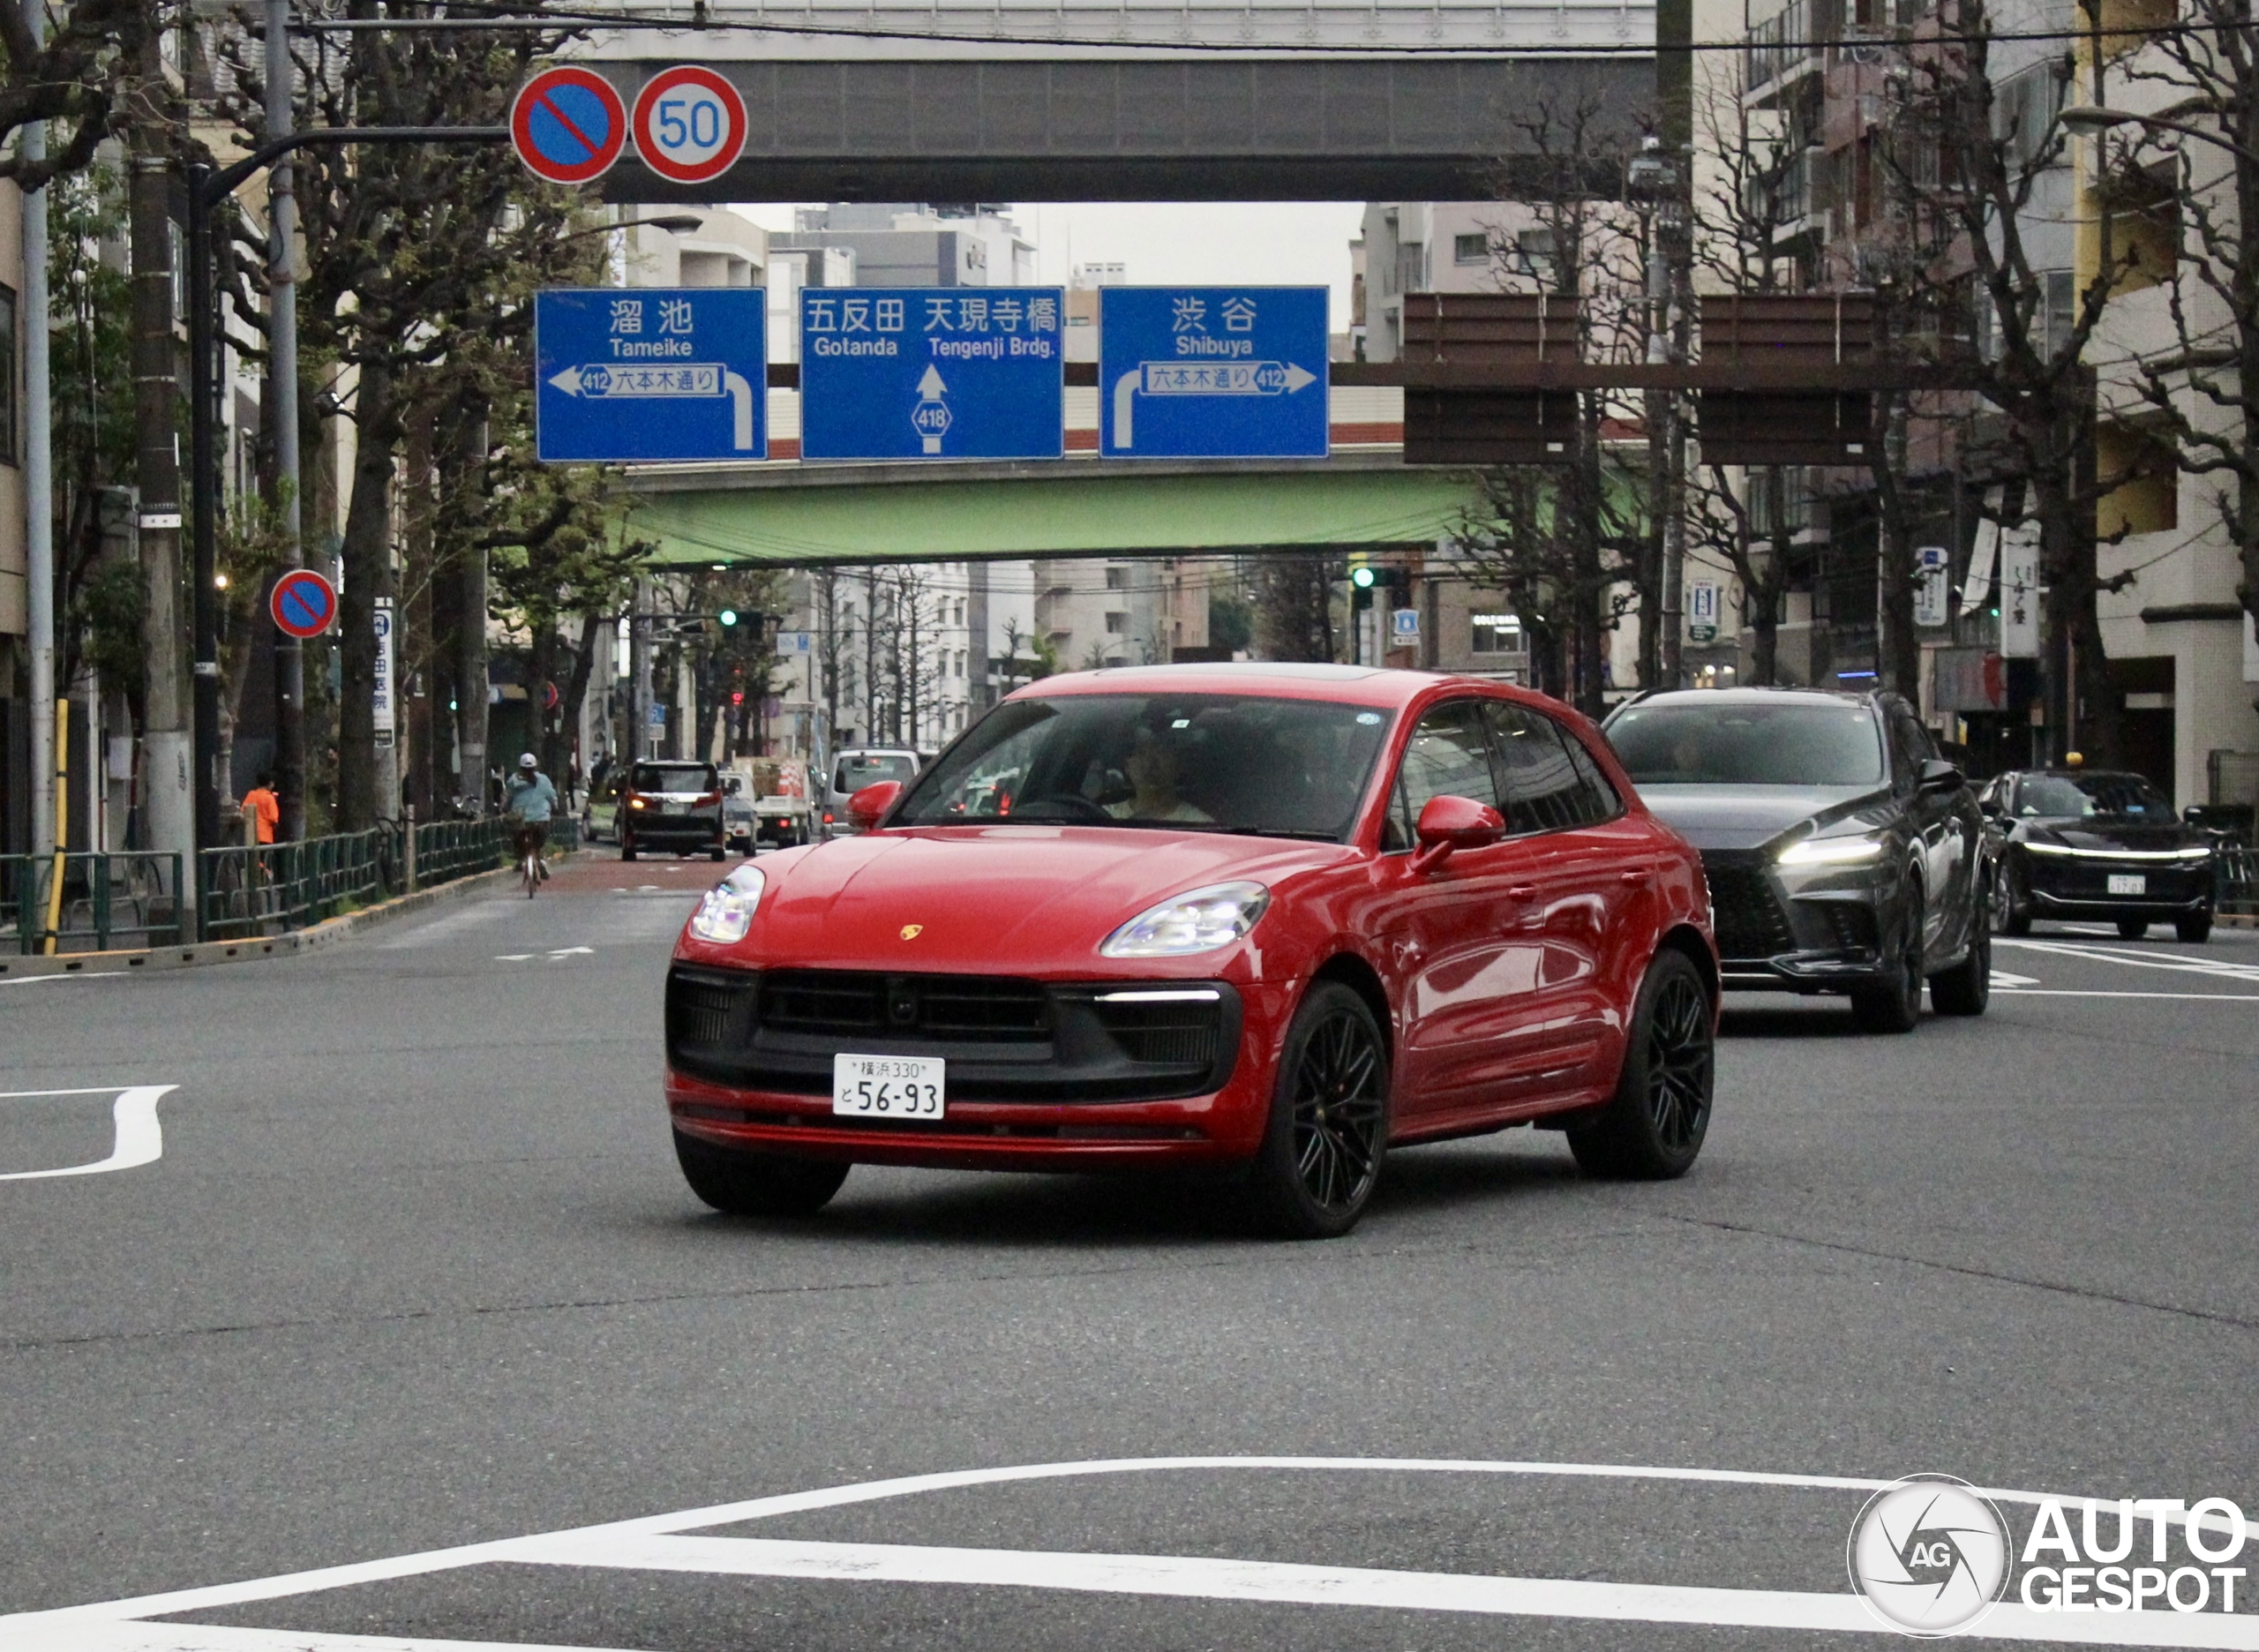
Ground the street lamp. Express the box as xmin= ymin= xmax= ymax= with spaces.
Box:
xmin=2058 ymin=102 xmax=2259 ymax=167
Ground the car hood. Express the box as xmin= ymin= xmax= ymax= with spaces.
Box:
xmin=2014 ymin=816 xmax=2207 ymax=852
xmin=739 ymin=826 xmax=1353 ymax=971
xmin=1632 ymin=785 xmax=1891 ymax=851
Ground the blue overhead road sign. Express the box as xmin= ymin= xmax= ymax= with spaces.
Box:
xmin=799 ymin=288 xmax=1065 ymax=462
xmin=536 ymin=288 xmax=766 ymax=463
xmin=1100 ymin=287 xmax=1329 ymax=459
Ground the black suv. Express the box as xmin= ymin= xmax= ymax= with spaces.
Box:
xmin=1982 ymin=768 xmax=2217 ymax=942
xmin=1602 ymin=687 xmax=1991 ymax=1032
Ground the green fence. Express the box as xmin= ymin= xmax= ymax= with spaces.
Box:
xmin=2219 ymin=842 xmax=2257 ymax=918
xmin=1 ymin=852 xmax=186 ymax=955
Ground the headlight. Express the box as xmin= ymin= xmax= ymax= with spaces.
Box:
xmin=1100 ymin=882 xmax=1270 ymax=958
xmin=1777 ymin=834 xmax=1885 ymax=866
xmin=627 ymin=797 xmax=648 ymax=809
xmin=688 ymin=865 xmax=764 ymax=943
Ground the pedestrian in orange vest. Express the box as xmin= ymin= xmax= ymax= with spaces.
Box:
xmin=242 ymin=774 xmax=281 ymax=845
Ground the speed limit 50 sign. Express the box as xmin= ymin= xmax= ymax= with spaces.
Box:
xmin=631 ymin=66 xmax=746 ymax=187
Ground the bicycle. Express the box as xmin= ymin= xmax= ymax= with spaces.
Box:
xmin=512 ymin=822 xmax=548 ymax=898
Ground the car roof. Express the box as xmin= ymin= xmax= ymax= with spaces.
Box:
xmin=2001 ymin=768 xmax=2147 ymax=781
xmin=1615 ymin=686 xmax=1875 ymax=711
xmin=1009 ymin=662 xmax=1554 ymax=711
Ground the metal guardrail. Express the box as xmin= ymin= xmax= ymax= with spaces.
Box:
xmin=199 ymin=829 xmax=399 ymax=942
xmin=1 ymin=852 xmax=186 ymax=955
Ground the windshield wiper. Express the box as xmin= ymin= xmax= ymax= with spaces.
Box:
xmin=1218 ymin=825 xmax=1341 ymax=841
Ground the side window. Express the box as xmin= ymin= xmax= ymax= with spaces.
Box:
xmin=1559 ymin=724 xmax=1623 ymax=822
xmin=1380 ymin=774 xmax=1416 ymax=853
xmin=1485 ymin=702 xmax=1591 ymax=832
xmin=1392 ymin=700 xmax=1502 ymax=844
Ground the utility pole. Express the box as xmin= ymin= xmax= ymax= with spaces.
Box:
xmin=23 ymin=20 xmax=53 ymax=861
xmin=457 ymin=402 xmax=491 ymax=809
xmin=131 ymin=37 xmax=194 ymax=897
xmin=266 ymin=0 xmax=306 ymax=840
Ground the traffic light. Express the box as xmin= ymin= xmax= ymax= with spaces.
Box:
xmin=1350 ymin=565 xmax=1377 ymax=592
xmin=718 ymin=609 xmax=739 ymax=627
xmin=1349 ymin=558 xmax=1377 ymax=612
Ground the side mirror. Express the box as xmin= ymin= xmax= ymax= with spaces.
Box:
xmin=1413 ymin=793 xmax=1506 ymax=872
xmin=1918 ymin=758 xmax=1965 ymax=795
xmin=848 ymin=780 xmax=904 ymax=830
xmin=1978 ymin=796 xmax=2002 ymax=818
xmin=725 ymin=777 xmax=743 ymax=794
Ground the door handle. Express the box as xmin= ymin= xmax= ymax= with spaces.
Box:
xmin=1506 ymin=884 xmax=1538 ymax=900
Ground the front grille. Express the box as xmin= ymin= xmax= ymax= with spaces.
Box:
xmin=760 ymin=971 xmax=1050 ymax=1042
xmin=665 ymin=966 xmax=1239 ymax=1105
xmin=1701 ymin=852 xmax=1797 ymax=961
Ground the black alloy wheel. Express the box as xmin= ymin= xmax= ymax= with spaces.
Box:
xmin=1247 ymin=981 xmax=1390 ymax=1239
xmin=1568 ymin=948 xmax=1714 ymax=1180
xmin=674 ymin=1130 xmax=851 ymax=1217
xmin=1928 ymin=876 xmax=1992 ymax=1017
xmin=1851 ymin=905 xmax=1924 ymax=1034
xmin=1992 ymin=858 xmax=2032 ymax=936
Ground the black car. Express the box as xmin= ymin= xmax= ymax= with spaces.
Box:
xmin=1602 ymin=687 xmax=1991 ymax=1032
xmin=1980 ymin=768 xmax=2217 ymax=942
xmin=620 ymin=761 xmax=726 ymax=863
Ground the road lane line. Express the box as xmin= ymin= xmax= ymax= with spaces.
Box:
xmin=4 ymin=1457 xmax=2243 ymax=1636
xmin=26 ymin=1626 xmax=645 ymax=1652
xmin=1993 ymin=989 xmax=2259 ymax=1001
xmin=1991 ymin=971 xmax=2043 ymax=987
xmin=1993 ymin=940 xmax=2259 ymax=984
xmin=0 ymin=1087 xmax=176 ymax=1181
xmin=510 ymin=1532 xmax=2259 ymax=1648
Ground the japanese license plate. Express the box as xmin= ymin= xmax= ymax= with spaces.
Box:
xmin=2107 ymin=873 xmax=2146 ymax=895
xmin=664 ymin=799 xmax=692 ymax=815
xmin=832 ymin=1055 xmax=945 ymax=1119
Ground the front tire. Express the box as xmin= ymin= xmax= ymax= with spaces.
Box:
xmin=709 ymin=844 xmax=726 ymax=863
xmin=2117 ymin=916 xmax=2150 ymax=940
xmin=621 ymin=837 xmax=637 ymax=862
xmin=674 ymin=1130 xmax=850 ymax=1217
xmin=1245 ymin=981 xmax=1390 ymax=1239
xmin=1568 ymin=948 xmax=1714 ymax=1180
xmin=1993 ymin=860 xmax=2032 ymax=936
xmin=1928 ymin=882 xmax=1991 ymax=1017
xmin=1851 ymin=911 xmax=1924 ymax=1034
xmin=2177 ymin=912 xmax=2213 ymax=943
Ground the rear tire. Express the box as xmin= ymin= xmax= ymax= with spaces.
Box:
xmin=2176 ymin=912 xmax=2213 ymax=943
xmin=1568 ymin=948 xmax=1714 ymax=1180
xmin=1850 ymin=912 xmax=1924 ymax=1034
xmin=2117 ymin=916 xmax=2150 ymax=939
xmin=674 ymin=1130 xmax=850 ymax=1217
xmin=709 ymin=845 xmax=725 ymax=863
xmin=1244 ymin=981 xmax=1390 ymax=1239
xmin=621 ymin=837 xmax=637 ymax=862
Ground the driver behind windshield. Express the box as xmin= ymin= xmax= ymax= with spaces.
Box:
xmin=1107 ymin=725 xmax=1214 ymax=824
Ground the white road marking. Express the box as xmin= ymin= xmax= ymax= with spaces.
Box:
xmin=516 ymin=1531 xmax=2259 ymax=1648
xmin=0 ymin=973 xmax=129 ymax=988
xmin=0 ymin=1086 xmax=175 ymax=1181
xmin=1994 ymin=938 xmax=2259 ymax=985
xmin=1992 ymin=989 xmax=2259 ymax=1002
xmin=1990 ymin=970 xmax=2043 ymax=987
xmin=547 ymin=947 xmax=593 ymax=959
xmin=492 ymin=954 xmax=534 ymax=962
xmin=5 ymin=1456 xmax=2252 ymax=1649
xmin=29 ymin=1626 xmax=645 ymax=1652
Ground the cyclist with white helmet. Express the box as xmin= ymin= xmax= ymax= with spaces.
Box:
xmin=504 ymin=753 xmax=559 ymax=885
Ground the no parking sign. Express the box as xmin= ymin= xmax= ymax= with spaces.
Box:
xmin=511 ymin=66 xmax=627 ymax=185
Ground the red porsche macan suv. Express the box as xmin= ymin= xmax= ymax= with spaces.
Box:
xmin=665 ymin=664 xmax=1717 ymax=1237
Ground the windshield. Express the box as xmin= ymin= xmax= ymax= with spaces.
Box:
xmin=629 ymin=763 xmax=717 ymax=794
xmin=893 ymin=693 xmax=1396 ymax=840
xmin=1608 ymin=701 xmax=1885 ymax=786
xmin=2017 ymin=772 xmax=2173 ymax=818
xmin=835 ymin=753 xmax=916 ymax=792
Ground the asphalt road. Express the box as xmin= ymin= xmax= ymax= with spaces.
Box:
xmin=4 ymin=852 xmax=2256 ymax=1651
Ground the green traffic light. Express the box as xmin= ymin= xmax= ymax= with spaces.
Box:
xmin=1351 ymin=567 xmax=1377 ymax=589
xmin=719 ymin=609 xmax=739 ymax=627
